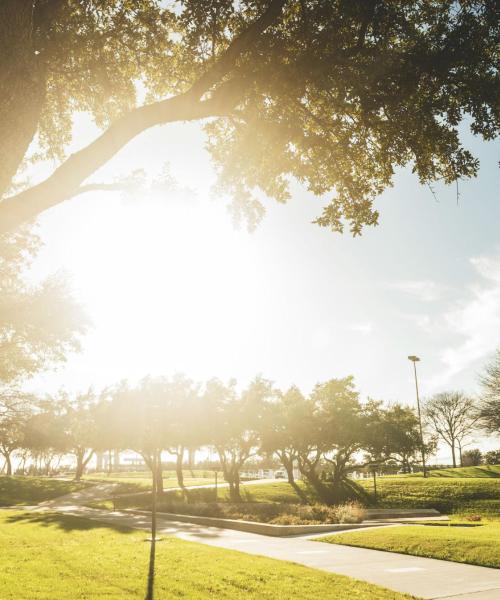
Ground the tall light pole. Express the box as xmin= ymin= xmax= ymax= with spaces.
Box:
xmin=408 ymin=355 xmax=428 ymax=478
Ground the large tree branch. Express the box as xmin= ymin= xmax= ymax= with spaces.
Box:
xmin=0 ymin=94 xmax=226 ymax=234
xmin=0 ymin=0 xmax=287 ymax=234
xmin=190 ymin=0 xmax=287 ymax=99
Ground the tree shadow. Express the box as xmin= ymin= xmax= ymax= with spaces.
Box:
xmin=5 ymin=510 xmax=135 ymax=534
xmin=145 ymin=538 xmax=156 ymax=600
xmin=341 ymin=479 xmax=373 ymax=505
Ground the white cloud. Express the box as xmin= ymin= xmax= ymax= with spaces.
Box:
xmin=429 ymin=249 xmax=500 ymax=390
xmin=388 ymin=279 xmax=448 ymax=302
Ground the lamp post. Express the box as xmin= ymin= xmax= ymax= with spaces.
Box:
xmin=408 ymin=355 xmax=427 ymax=478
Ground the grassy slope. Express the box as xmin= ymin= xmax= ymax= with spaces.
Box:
xmin=410 ymin=465 xmax=500 ymax=478
xmin=0 ymin=476 xmax=88 ymax=506
xmin=0 ymin=511 xmax=413 ymax=600
xmin=211 ymin=477 xmax=500 ymax=515
xmin=319 ymin=521 xmax=500 ymax=569
xmin=359 ymin=477 xmax=500 ymax=514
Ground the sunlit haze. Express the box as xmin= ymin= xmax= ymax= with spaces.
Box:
xmin=27 ymin=115 xmax=499 ymax=462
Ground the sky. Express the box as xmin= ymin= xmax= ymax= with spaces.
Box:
xmin=25 ymin=113 xmax=500 ymax=462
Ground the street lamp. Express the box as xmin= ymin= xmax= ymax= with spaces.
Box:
xmin=408 ymin=355 xmax=428 ymax=478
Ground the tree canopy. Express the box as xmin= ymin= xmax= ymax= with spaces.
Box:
xmin=479 ymin=350 xmax=500 ymax=435
xmin=0 ymin=227 xmax=86 ymax=387
xmin=1 ymin=0 xmax=498 ymax=235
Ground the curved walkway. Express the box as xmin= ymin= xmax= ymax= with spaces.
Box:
xmin=37 ymin=486 xmax=500 ymax=600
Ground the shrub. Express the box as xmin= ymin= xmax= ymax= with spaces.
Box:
xmin=465 ymin=514 xmax=482 ymax=522
xmin=151 ymin=499 xmax=364 ymax=525
xmin=334 ymin=502 xmax=365 ymax=523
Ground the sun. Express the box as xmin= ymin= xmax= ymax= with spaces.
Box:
xmin=47 ymin=187 xmax=260 ymax=383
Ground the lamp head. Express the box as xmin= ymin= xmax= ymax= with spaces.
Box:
xmin=408 ymin=355 xmax=420 ymax=362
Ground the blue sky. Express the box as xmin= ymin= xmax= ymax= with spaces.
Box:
xmin=29 ymin=116 xmax=500 ymax=461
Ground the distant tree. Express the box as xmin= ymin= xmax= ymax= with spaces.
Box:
xmin=313 ymin=378 xmax=368 ymax=502
xmin=461 ymin=448 xmax=483 ymax=467
xmin=0 ymin=227 xmax=86 ymax=386
xmin=478 ymin=351 xmax=500 ymax=435
xmin=22 ymin=401 xmax=68 ymax=474
xmin=260 ymin=385 xmax=308 ymax=501
xmin=139 ymin=374 xmax=202 ymax=495
xmin=51 ymin=390 xmax=100 ymax=481
xmin=484 ymin=450 xmax=500 ymax=465
xmin=205 ymin=377 xmax=269 ymax=502
xmin=0 ymin=414 xmax=26 ymax=475
xmin=1 ymin=2 xmax=499 ymax=235
xmin=106 ymin=379 xmax=167 ymax=495
xmin=424 ymin=392 xmax=478 ymax=468
xmin=365 ymin=402 xmax=437 ymax=473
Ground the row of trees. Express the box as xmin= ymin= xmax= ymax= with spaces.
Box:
xmin=2 ymin=354 xmax=499 ymax=502
xmin=1 ymin=375 xmax=436 ymax=503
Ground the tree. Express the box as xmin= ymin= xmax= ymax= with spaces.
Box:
xmin=1 ymin=1 xmax=498 ymax=235
xmin=0 ymin=227 xmax=86 ymax=386
xmin=0 ymin=414 xmax=26 ymax=475
xmin=365 ymin=402 xmax=436 ymax=473
xmin=484 ymin=450 xmax=500 ymax=465
xmin=145 ymin=374 xmax=202 ymax=495
xmin=106 ymin=379 xmax=167 ymax=495
xmin=46 ymin=390 xmax=101 ymax=481
xmin=260 ymin=385 xmax=308 ymax=500
xmin=310 ymin=377 xmax=368 ymax=502
xmin=424 ymin=392 xmax=478 ymax=468
xmin=22 ymin=400 xmax=68 ymax=475
xmin=461 ymin=448 xmax=482 ymax=467
xmin=478 ymin=351 xmax=500 ymax=435
xmin=205 ymin=377 xmax=268 ymax=502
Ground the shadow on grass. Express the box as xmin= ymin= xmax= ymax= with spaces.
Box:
xmin=145 ymin=538 xmax=156 ymax=600
xmin=5 ymin=510 xmax=135 ymax=534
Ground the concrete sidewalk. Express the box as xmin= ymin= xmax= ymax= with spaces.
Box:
xmin=44 ymin=501 xmax=500 ymax=600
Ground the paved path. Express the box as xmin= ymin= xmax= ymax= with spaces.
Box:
xmin=34 ymin=487 xmax=500 ymax=600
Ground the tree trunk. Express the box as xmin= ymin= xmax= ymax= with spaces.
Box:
xmin=458 ymin=441 xmax=464 ymax=467
xmin=3 ymin=452 xmax=12 ymax=476
xmin=74 ymin=456 xmax=84 ymax=481
xmin=0 ymin=0 xmax=47 ymax=198
xmin=451 ymin=443 xmax=457 ymax=468
xmin=282 ymin=454 xmax=307 ymax=502
xmin=227 ymin=470 xmax=242 ymax=503
xmin=74 ymin=449 xmax=94 ymax=481
xmin=188 ymin=448 xmax=196 ymax=477
xmin=175 ymin=450 xmax=186 ymax=494
xmin=298 ymin=462 xmax=331 ymax=504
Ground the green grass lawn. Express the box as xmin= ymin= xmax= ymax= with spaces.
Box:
xmin=358 ymin=477 xmax=500 ymax=515
xmin=206 ymin=477 xmax=500 ymax=516
xmin=0 ymin=510 xmax=414 ymax=600
xmin=409 ymin=465 xmax=500 ymax=478
xmin=319 ymin=520 xmax=500 ymax=569
xmin=0 ymin=476 xmax=88 ymax=506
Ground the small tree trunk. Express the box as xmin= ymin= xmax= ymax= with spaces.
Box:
xmin=4 ymin=452 xmax=12 ymax=476
xmin=175 ymin=450 xmax=186 ymax=494
xmin=298 ymin=460 xmax=331 ymax=504
xmin=74 ymin=457 xmax=84 ymax=481
xmin=451 ymin=443 xmax=457 ymax=468
xmin=282 ymin=455 xmax=307 ymax=502
xmin=228 ymin=471 xmax=242 ymax=502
